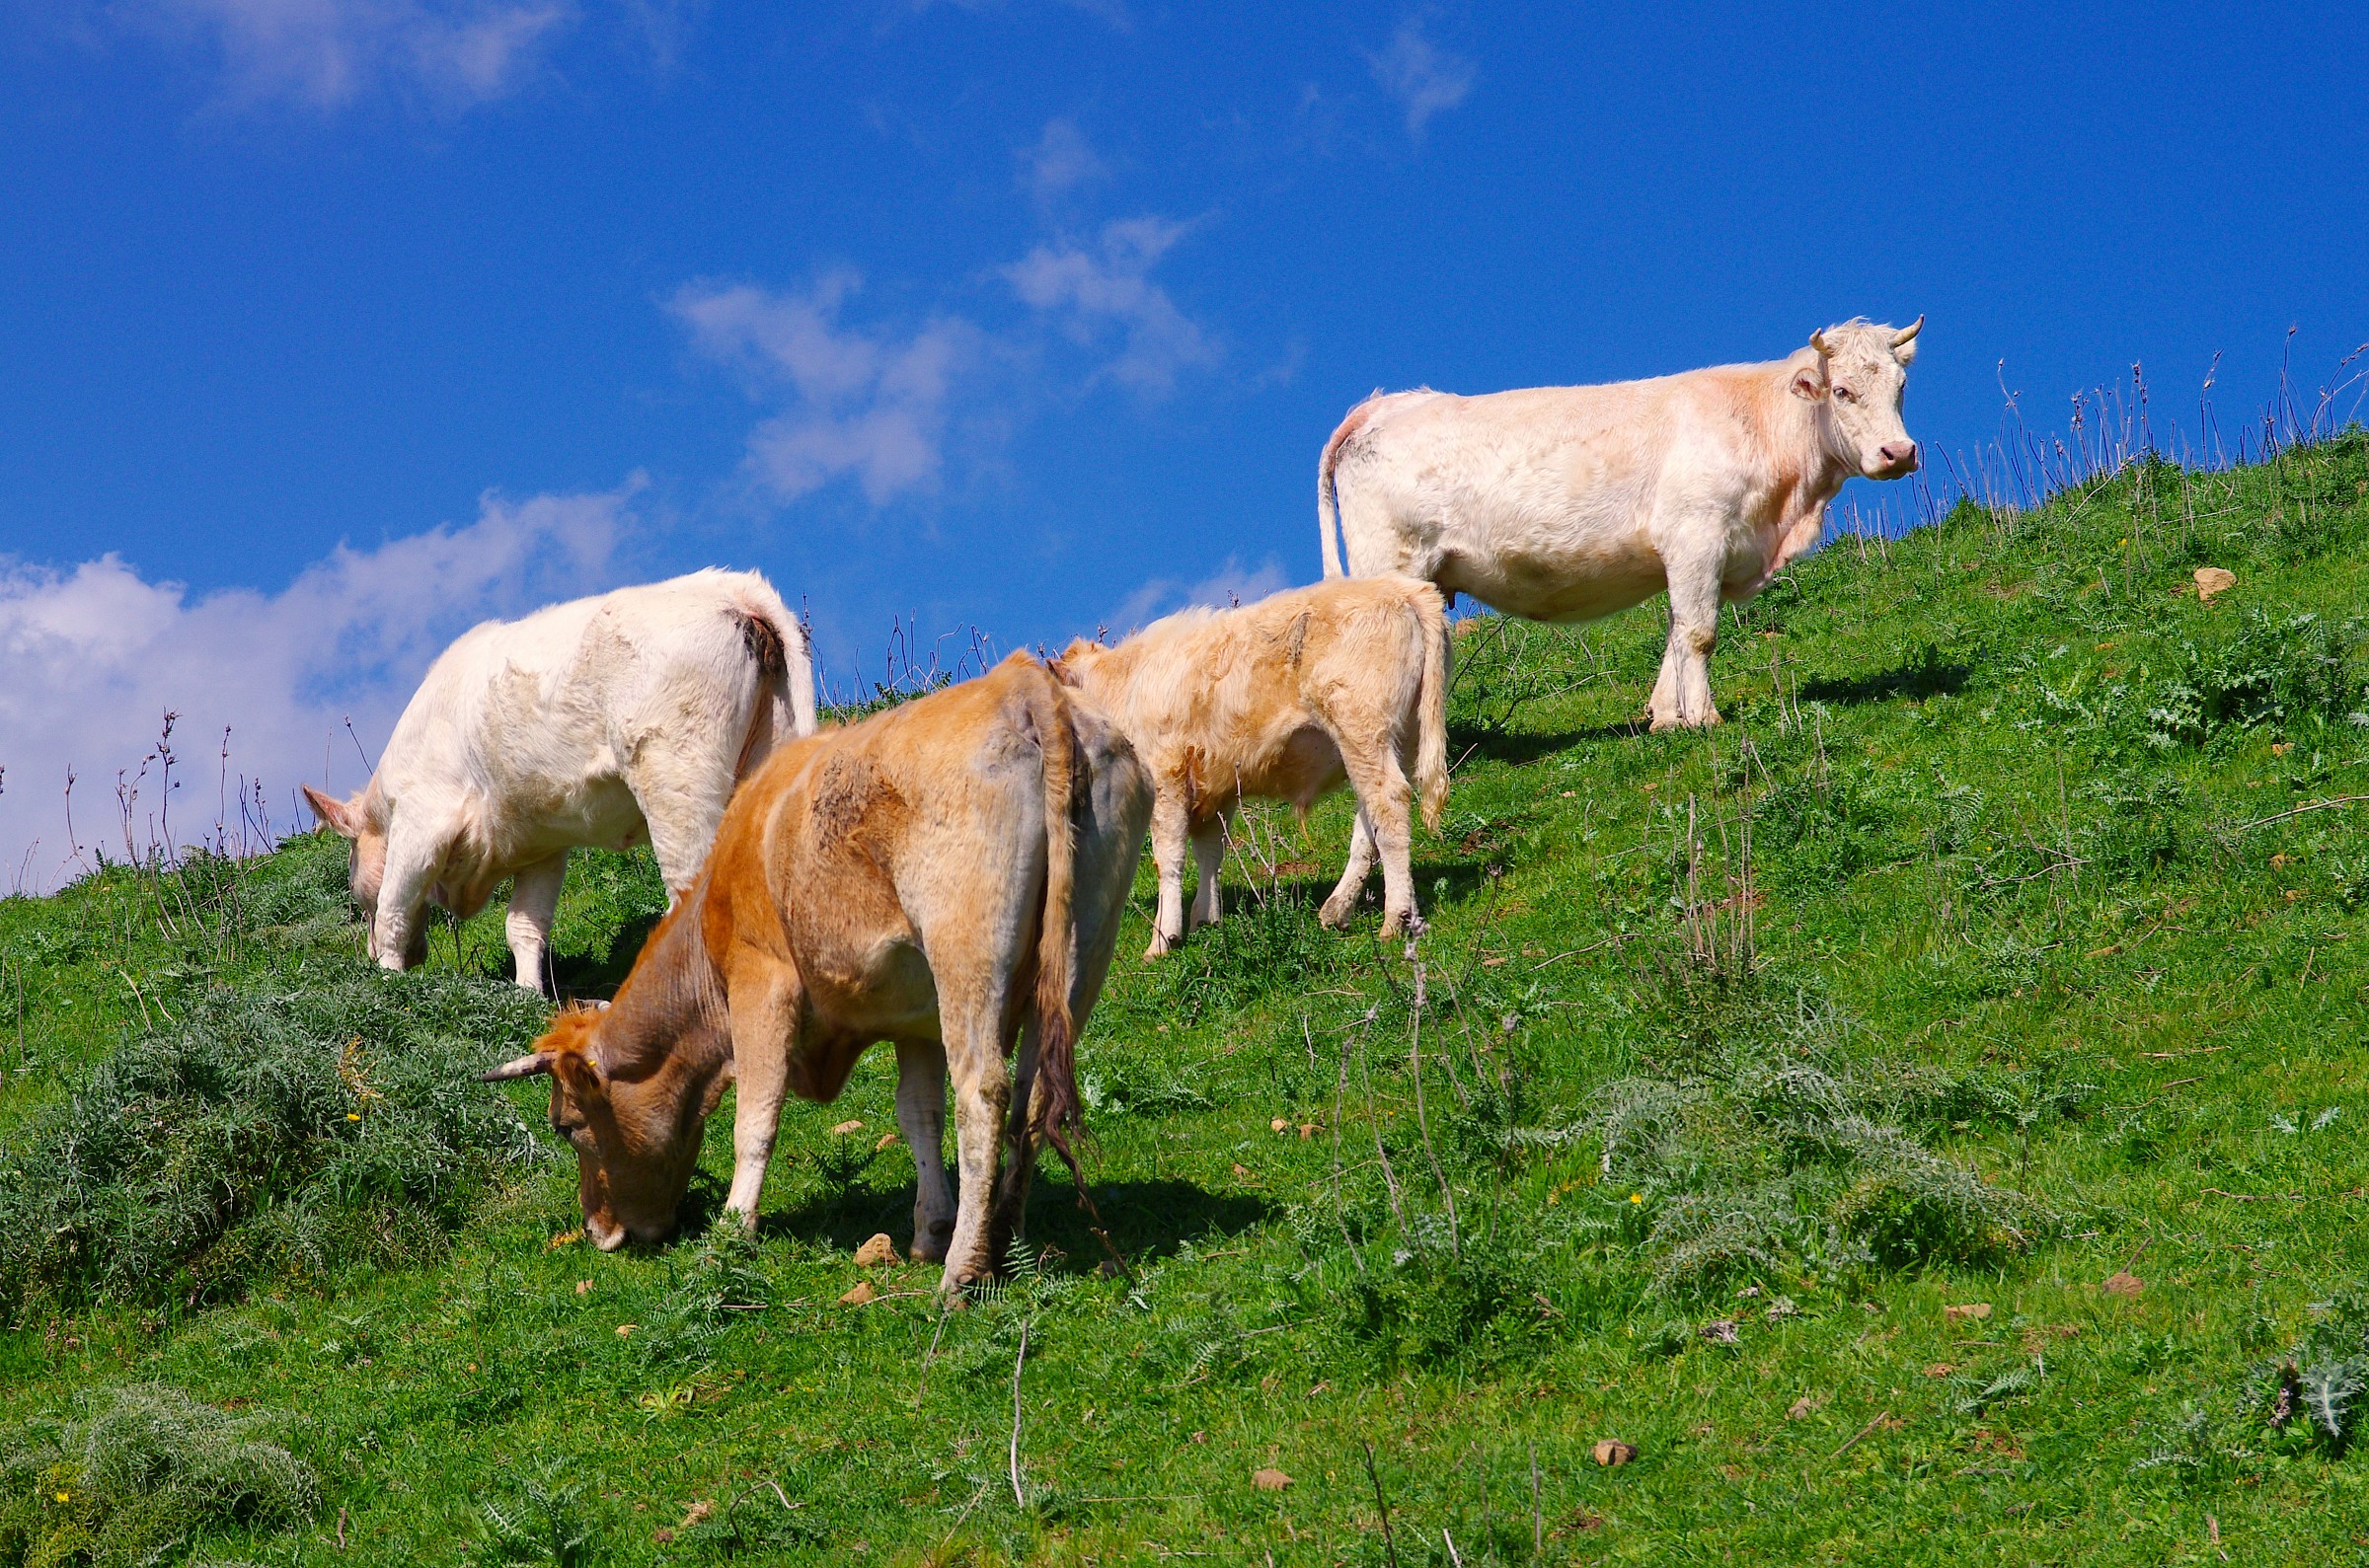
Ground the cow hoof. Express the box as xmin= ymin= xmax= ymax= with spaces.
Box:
xmin=1317 ymin=898 xmax=1352 ymax=930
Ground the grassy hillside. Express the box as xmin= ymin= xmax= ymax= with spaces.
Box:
xmin=5 ymin=434 xmax=2369 ymax=1565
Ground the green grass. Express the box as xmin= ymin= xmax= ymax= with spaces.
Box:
xmin=8 ymin=434 xmax=2369 ymax=1564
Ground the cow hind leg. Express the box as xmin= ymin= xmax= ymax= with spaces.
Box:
xmin=626 ymin=747 xmax=735 ymax=900
xmin=936 ymin=988 xmax=1015 ymax=1298
xmin=1145 ymin=784 xmax=1191 ymax=957
xmin=1187 ymin=815 xmax=1226 ymax=931
xmin=1339 ymin=740 xmax=1421 ymax=939
xmin=990 ymin=1022 xmax=1044 ymax=1265
xmin=1319 ymin=805 xmax=1380 ymax=930
xmin=894 ymin=1039 xmax=957 ymax=1264
xmin=503 ymin=852 xmax=568 ymax=994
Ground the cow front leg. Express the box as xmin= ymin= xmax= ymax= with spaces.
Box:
xmin=1650 ymin=571 xmax=1724 ymax=731
xmin=503 ymin=851 xmax=568 ymax=994
xmin=1187 ymin=815 xmax=1226 ymax=931
xmin=370 ymin=825 xmax=444 ymax=971
xmin=1144 ymin=784 xmax=1191 ymax=957
xmin=938 ymin=1010 xmax=1013 ymax=1299
xmin=894 ymin=1039 xmax=956 ymax=1264
xmin=723 ymin=966 xmax=800 ymax=1231
xmin=1320 ymin=806 xmax=1380 ymax=929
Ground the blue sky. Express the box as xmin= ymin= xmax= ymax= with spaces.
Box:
xmin=1 ymin=1 xmax=2364 ymax=883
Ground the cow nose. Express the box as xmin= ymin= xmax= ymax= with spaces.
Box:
xmin=1878 ymin=441 xmax=1919 ymax=472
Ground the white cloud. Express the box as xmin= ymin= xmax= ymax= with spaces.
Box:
xmin=1019 ymin=116 xmax=1108 ymax=204
xmin=0 ymin=485 xmax=628 ymax=892
xmin=123 ymin=0 xmax=577 ymax=111
xmin=1102 ymin=555 xmax=1289 ymax=638
xmin=670 ymin=272 xmax=984 ymax=507
xmin=1365 ymin=16 xmax=1474 ymax=136
xmin=1003 ymin=216 xmax=1219 ymax=396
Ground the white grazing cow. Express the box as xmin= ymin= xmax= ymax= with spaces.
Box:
xmin=303 ymin=569 xmax=816 ymax=991
xmin=1319 ymin=317 xmax=1924 ymax=730
xmin=1052 ymin=577 xmax=1449 ymax=953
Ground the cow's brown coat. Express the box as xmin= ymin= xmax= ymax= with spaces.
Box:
xmin=482 ymin=654 xmax=1150 ymax=1298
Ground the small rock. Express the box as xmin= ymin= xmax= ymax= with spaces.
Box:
xmin=1944 ymin=1302 xmax=1992 ymax=1323
xmin=1592 ymin=1439 xmax=1637 ymax=1467
xmin=2102 ymin=1271 xmax=2145 ymax=1300
xmin=838 ymin=1281 xmax=877 ymax=1307
xmin=1252 ymin=1467 xmax=1293 ymax=1492
xmin=854 ymin=1233 xmax=897 ymax=1268
xmin=830 ymin=1119 xmax=865 ymax=1137
xmin=2195 ymin=566 xmax=2237 ymax=602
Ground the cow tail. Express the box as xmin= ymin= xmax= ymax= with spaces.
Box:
xmin=1027 ymin=664 xmax=1087 ymax=1184
xmin=728 ymin=598 xmax=818 ymax=782
xmin=1317 ymin=395 xmax=1379 ymax=580
xmin=1413 ymin=584 xmax=1452 ymax=834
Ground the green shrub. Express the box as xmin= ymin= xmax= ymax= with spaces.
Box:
xmin=0 ymin=974 xmax=551 ymax=1314
xmin=0 ymin=1384 xmax=315 ymax=1567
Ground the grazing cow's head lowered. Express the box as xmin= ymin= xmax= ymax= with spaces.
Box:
xmin=482 ymin=1004 xmax=726 ymax=1251
xmin=1793 ymin=316 xmax=1923 ymax=481
xmin=301 ymin=784 xmax=413 ymax=961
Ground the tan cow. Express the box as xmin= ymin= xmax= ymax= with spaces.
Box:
xmin=1053 ymin=577 xmax=1450 ymax=954
xmin=480 ymin=653 xmax=1151 ymax=1298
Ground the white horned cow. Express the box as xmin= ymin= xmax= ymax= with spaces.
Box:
xmin=304 ymin=569 xmax=816 ymax=991
xmin=1053 ymin=576 xmax=1450 ymax=953
xmin=480 ymin=654 xmax=1151 ymax=1297
xmin=1319 ymin=317 xmax=1924 ymax=730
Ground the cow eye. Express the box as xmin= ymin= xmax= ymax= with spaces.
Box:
xmin=1834 ymin=386 xmax=1858 ymax=404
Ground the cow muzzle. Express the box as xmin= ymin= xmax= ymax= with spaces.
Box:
xmin=1869 ymin=440 xmax=1920 ymax=479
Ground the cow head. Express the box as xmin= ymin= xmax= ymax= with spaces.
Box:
xmin=302 ymin=784 xmax=400 ymax=952
xmin=481 ymin=1005 xmax=722 ymax=1251
xmin=1794 ymin=316 xmax=1923 ymax=481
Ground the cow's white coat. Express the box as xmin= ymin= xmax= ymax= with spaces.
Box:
xmin=1320 ymin=318 xmax=1923 ymax=729
xmin=305 ymin=568 xmax=816 ymax=989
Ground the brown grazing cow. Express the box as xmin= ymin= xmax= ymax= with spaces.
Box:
xmin=480 ymin=653 xmax=1151 ymax=1298
xmin=1053 ymin=576 xmax=1450 ymax=954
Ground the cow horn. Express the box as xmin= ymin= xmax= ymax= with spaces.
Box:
xmin=1891 ymin=315 xmax=1925 ymax=348
xmin=1809 ymin=330 xmax=1834 ymax=357
xmin=480 ymin=1050 xmax=557 ymax=1082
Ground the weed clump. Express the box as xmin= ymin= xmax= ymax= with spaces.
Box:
xmin=2251 ymin=1282 xmax=2369 ymax=1456
xmin=1533 ymin=1004 xmax=2057 ymax=1297
xmin=0 ymin=975 xmax=551 ymax=1315
xmin=0 ymin=1383 xmax=315 ymax=1567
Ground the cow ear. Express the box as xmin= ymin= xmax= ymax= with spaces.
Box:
xmin=303 ymin=784 xmax=358 ymax=838
xmin=1891 ymin=335 xmax=1920 ymax=367
xmin=1045 ymin=654 xmax=1079 ymax=688
xmin=1791 ymin=362 xmax=1829 ymax=402
xmin=552 ymin=1048 xmax=607 ymax=1101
